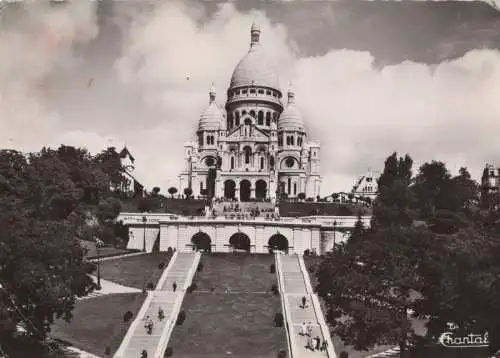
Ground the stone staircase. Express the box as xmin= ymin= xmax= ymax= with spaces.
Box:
xmin=114 ymin=252 xmax=200 ymax=358
xmin=277 ymin=254 xmax=336 ymax=358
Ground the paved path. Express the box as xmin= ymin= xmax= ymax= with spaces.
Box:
xmin=114 ymin=252 xmax=199 ymax=358
xmin=278 ymin=254 xmax=335 ymax=358
xmin=78 ymin=276 xmax=141 ymax=300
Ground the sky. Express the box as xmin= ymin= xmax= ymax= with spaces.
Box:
xmin=2 ymin=0 xmax=500 ymax=195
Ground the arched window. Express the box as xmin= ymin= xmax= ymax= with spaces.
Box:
xmin=258 ymin=111 xmax=264 ymax=125
xmin=244 ymin=147 xmax=251 ymax=164
xmin=235 ymin=112 xmax=240 ymax=126
xmin=278 ymin=135 xmax=283 ymax=146
xmin=260 ymin=157 xmax=264 ymax=170
xmin=231 ymin=157 xmax=235 ymax=170
xmin=291 ymin=136 xmax=295 ymax=146
xmin=266 ymin=112 xmax=271 ymax=126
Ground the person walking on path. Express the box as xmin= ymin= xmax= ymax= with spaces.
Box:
xmin=301 ymin=296 xmax=307 ymax=308
xmin=307 ymin=337 xmax=315 ymax=351
xmin=315 ymin=336 xmax=321 ymax=350
xmin=307 ymin=322 xmax=313 ymax=336
xmin=172 ymin=281 xmax=177 ymax=292
xmin=300 ymin=322 xmax=307 ymax=336
xmin=158 ymin=307 xmax=165 ymax=321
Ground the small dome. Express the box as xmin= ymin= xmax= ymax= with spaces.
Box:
xmin=278 ymin=87 xmax=305 ymax=132
xmin=199 ymin=85 xmax=223 ymax=131
xmin=229 ymin=24 xmax=280 ymax=90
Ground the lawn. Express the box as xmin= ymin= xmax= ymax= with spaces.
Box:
xmin=50 ymin=292 xmax=146 ymax=357
xmin=168 ymin=292 xmax=287 ymax=357
xmin=99 ymin=252 xmax=172 ymax=289
xmin=193 ymin=253 xmax=276 ymax=292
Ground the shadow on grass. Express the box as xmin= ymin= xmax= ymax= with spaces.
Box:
xmin=99 ymin=252 xmax=172 ymax=289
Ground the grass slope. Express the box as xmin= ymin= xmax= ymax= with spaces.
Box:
xmin=168 ymin=253 xmax=287 ymax=357
xmin=50 ymin=292 xmax=146 ymax=357
xmin=99 ymin=252 xmax=172 ymax=289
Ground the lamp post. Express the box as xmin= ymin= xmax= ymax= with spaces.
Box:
xmin=333 ymin=220 xmax=337 ymax=251
xmin=142 ymin=216 xmax=147 ymax=252
xmin=95 ymin=238 xmax=103 ymax=290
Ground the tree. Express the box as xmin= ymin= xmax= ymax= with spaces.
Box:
xmin=152 ymin=187 xmax=160 ymax=196
xmin=0 ymin=147 xmax=108 ymax=341
xmin=297 ymin=192 xmax=306 ymax=201
xmin=184 ymin=187 xmax=193 ymax=199
xmin=371 ymin=152 xmax=414 ymax=229
xmin=318 ymin=153 xmax=425 ymax=354
xmin=168 ymin=187 xmax=178 ymax=198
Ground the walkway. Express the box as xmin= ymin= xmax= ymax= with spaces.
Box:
xmin=277 ymin=254 xmax=336 ymax=358
xmin=77 ymin=276 xmax=141 ymax=300
xmin=114 ymin=252 xmax=200 ymax=358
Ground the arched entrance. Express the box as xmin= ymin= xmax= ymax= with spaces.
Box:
xmin=224 ymin=180 xmax=236 ymax=199
xmin=268 ymin=234 xmax=289 ymax=253
xmin=229 ymin=232 xmax=251 ymax=252
xmin=255 ymin=180 xmax=267 ymax=200
xmin=240 ymin=180 xmax=251 ymax=202
xmin=191 ymin=232 xmax=212 ymax=252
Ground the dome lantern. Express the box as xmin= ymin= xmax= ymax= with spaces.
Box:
xmin=209 ymin=83 xmax=216 ymax=103
xmin=250 ymin=21 xmax=260 ymax=47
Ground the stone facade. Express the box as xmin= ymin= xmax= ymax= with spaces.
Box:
xmin=119 ymin=213 xmax=369 ymax=255
xmin=178 ymin=23 xmax=321 ymax=201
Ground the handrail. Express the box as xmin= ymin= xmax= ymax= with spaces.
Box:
xmin=297 ymin=254 xmax=314 ymax=294
xmin=275 ymin=253 xmax=295 ymax=358
xmin=154 ymin=252 xmax=201 ymax=358
xmin=113 ymin=291 xmax=155 ymax=358
xmin=311 ymin=294 xmax=337 ymax=358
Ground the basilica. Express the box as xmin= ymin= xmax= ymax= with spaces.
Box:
xmin=178 ymin=23 xmax=321 ymax=201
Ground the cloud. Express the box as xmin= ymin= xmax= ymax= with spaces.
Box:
xmin=2 ymin=0 xmax=500 ymax=197
xmin=0 ymin=1 xmax=104 ymax=152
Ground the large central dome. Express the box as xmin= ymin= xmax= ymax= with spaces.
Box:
xmin=229 ymin=23 xmax=280 ymax=91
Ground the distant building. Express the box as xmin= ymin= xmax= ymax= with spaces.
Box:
xmin=351 ymin=170 xmax=379 ymax=201
xmin=110 ymin=146 xmax=144 ymax=196
xmin=480 ymin=163 xmax=500 ymax=207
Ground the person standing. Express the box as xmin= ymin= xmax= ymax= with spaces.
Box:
xmin=172 ymin=281 xmax=177 ymax=292
xmin=301 ymin=296 xmax=307 ymax=308
xmin=321 ymin=339 xmax=328 ymax=351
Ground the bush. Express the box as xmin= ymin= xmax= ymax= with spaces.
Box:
xmin=270 ymin=263 xmax=275 ymax=274
xmin=339 ymin=352 xmax=349 ymax=358
xmin=147 ymin=282 xmax=154 ymax=290
xmin=187 ymin=283 xmax=197 ymax=293
xmin=274 ymin=313 xmax=284 ymax=327
xmin=104 ymin=346 xmax=111 ymax=355
xmin=167 ymin=247 xmax=174 ymax=254
xmin=158 ymin=262 xmax=165 ymax=269
xmin=165 ymin=347 xmax=173 ymax=357
xmin=123 ymin=311 xmax=133 ymax=323
xmin=176 ymin=310 xmax=186 ymax=325
xmin=197 ymin=263 xmax=203 ymax=272
xmin=277 ymin=349 xmax=286 ymax=358
xmin=304 ymin=249 xmax=310 ymax=256
xmin=271 ymin=283 xmax=279 ymax=295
